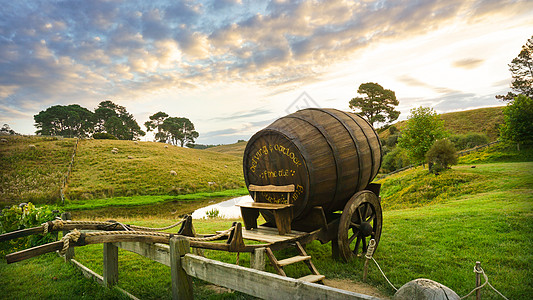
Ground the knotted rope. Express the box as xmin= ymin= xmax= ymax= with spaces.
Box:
xmin=59 ymin=229 xmax=81 ymax=255
xmin=42 ymin=218 xmax=187 ymax=233
xmin=365 ymin=239 xmax=376 ymax=260
xmin=460 ymin=266 xmax=509 ymax=300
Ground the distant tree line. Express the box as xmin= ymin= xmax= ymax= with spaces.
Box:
xmin=34 ymin=101 xmax=145 ymax=140
xmin=145 ymin=112 xmax=199 ymax=147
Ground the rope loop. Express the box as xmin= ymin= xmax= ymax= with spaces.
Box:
xmin=365 ymin=239 xmax=376 ymax=260
xmin=59 ymin=229 xmax=81 ymax=255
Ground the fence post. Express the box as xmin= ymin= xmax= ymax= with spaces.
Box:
xmin=475 ymin=261 xmax=481 ymax=300
xmin=170 ymin=236 xmax=193 ymax=300
xmin=250 ymin=247 xmax=265 ymax=270
xmin=61 ymin=212 xmax=74 ymax=261
xmin=103 ymin=243 xmax=119 ymax=287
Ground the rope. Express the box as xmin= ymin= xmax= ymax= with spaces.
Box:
xmin=365 ymin=239 xmax=376 ymax=260
xmin=59 ymin=229 xmax=81 ymax=255
xmin=371 ymin=257 xmax=398 ymax=292
xmin=42 ymin=218 xmax=186 ymax=233
xmin=460 ymin=266 xmax=509 ymax=300
xmin=128 ymin=219 xmax=185 ymax=231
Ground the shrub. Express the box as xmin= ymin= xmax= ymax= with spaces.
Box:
xmin=382 ymin=147 xmax=410 ymax=173
xmin=426 ymin=139 xmax=457 ymax=173
xmin=0 ymin=203 xmax=63 ymax=257
xmin=449 ymin=133 xmax=490 ymax=150
xmin=93 ymin=132 xmax=117 ymax=140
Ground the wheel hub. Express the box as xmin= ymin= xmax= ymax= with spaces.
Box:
xmin=360 ymin=222 xmax=373 ymax=237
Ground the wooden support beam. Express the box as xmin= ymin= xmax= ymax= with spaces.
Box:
xmin=103 ymin=243 xmax=118 ymax=287
xmin=181 ymin=254 xmax=379 ymax=300
xmin=170 ymin=236 xmax=193 ymax=300
xmin=250 ymin=247 xmax=265 ymax=271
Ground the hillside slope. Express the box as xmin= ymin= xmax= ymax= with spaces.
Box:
xmin=380 ymin=106 xmax=504 ymax=140
xmin=66 ymin=139 xmax=244 ymax=200
xmin=0 ymin=136 xmax=76 ymax=206
xmin=205 ymin=141 xmax=247 ymax=157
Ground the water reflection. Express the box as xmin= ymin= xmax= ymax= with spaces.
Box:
xmin=192 ymin=195 xmax=253 ymax=219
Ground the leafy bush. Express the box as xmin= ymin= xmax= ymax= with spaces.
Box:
xmin=426 ymin=139 xmax=457 ymax=173
xmin=0 ymin=203 xmax=63 ymax=257
xmin=92 ymin=132 xmax=117 ymax=140
xmin=459 ymin=141 xmax=533 ymax=164
xmin=449 ymin=133 xmax=490 ymax=150
xmin=382 ymin=147 xmax=410 ymax=173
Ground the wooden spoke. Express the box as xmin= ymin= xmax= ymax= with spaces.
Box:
xmin=338 ymin=190 xmax=383 ymax=262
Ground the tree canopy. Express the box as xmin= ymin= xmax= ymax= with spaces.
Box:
xmin=349 ymin=82 xmax=400 ymax=127
xmin=144 ymin=111 xmax=170 ymax=142
xmin=500 ymin=94 xmax=533 ymax=145
xmin=94 ymin=101 xmax=145 ymax=140
xmin=161 ymin=117 xmax=199 ymax=147
xmin=34 ymin=101 xmax=145 ymax=140
xmin=397 ymin=106 xmax=447 ymax=164
xmin=34 ymin=104 xmax=94 ymax=137
xmin=496 ymin=35 xmax=533 ymax=101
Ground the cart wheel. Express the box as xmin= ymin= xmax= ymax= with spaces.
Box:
xmin=338 ymin=190 xmax=382 ymax=262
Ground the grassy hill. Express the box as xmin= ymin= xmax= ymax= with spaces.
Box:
xmin=0 ymin=136 xmax=76 ymax=205
xmin=379 ymin=106 xmax=504 ymax=140
xmin=205 ymin=141 xmax=247 ymax=157
xmin=0 ymin=137 xmax=245 ymax=206
xmin=66 ymin=139 xmax=244 ymax=200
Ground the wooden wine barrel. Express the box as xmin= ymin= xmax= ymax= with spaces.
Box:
xmin=243 ymin=108 xmax=382 ymax=221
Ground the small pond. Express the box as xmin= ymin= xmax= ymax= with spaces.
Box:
xmin=191 ymin=195 xmax=253 ymax=219
xmin=71 ymin=195 xmax=253 ymax=220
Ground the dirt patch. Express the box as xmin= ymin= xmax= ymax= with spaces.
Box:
xmin=324 ymin=279 xmax=391 ymax=299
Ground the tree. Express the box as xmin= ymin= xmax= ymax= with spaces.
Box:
xmin=349 ymin=82 xmax=400 ymax=127
xmin=144 ymin=111 xmax=169 ymax=142
xmin=397 ymin=106 xmax=447 ymax=164
xmin=496 ymin=35 xmax=533 ymax=101
xmin=161 ymin=117 xmax=199 ymax=147
xmin=425 ymin=139 xmax=457 ymax=174
xmin=0 ymin=124 xmax=17 ymax=135
xmin=34 ymin=104 xmax=94 ymax=137
xmin=500 ymin=95 xmax=533 ymax=147
xmin=94 ymin=101 xmax=145 ymax=140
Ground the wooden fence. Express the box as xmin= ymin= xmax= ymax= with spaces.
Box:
xmin=65 ymin=236 xmax=380 ymax=299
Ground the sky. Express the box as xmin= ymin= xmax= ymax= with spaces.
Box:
xmin=1 ymin=0 xmax=532 ymax=145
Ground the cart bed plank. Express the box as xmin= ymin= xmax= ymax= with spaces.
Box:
xmin=241 ymin=226 xmax=308 ymax=243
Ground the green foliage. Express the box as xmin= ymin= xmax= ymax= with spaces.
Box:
xmin=349 ymin=82 xmax=400 ymax=127
xmin=449 ymin=132 xmax=489 ymax=150
xmin=1 ymin=124 xmax=17 ymax=135
xmin=496 ymin=35 xmax=533 ymax=101
xmin=458 ymin=142 xmax=533 ymax=164
xmin=381 ymin=147 xmax=410 ymax=173
xmin=398 ymin=106 xmax=447 ymax=164
xmin=162 ymin=117 xmax=199 ymax=147
xmin=92 ymin=132 xmax=117 ymax=139
xmin=0 ymin=203 xmax=63 ymax=257
xmin=94 ymin=100 xmax=145 ymax=140
xmin=426 ymin=139 xmax=457 ymax=173
xmin=205 ymin=208 xmax=220 ymax=219
xmin=500 ymin=94 xmax=533 ymax=144
xmin=34 ymin=104 xmax=94 ymax=137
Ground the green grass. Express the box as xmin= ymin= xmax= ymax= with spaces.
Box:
xmin=66 ymin=139 xmax=245 ymax=200
xmin=379 ymin=106 xmax=504 ymax=141
xmin=0 ymin=136 xmax=76 ymax=206
xmin=205 ymin=141 xmax=247 ymax=157
xmin=61 ymin=188 xmax=249 ymax=211
xmin=1 ymin=161 xmax=531 ymax=299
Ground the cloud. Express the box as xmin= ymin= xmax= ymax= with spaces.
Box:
xmin=209 ymin=108 xmax=273 ymax=121
xmin=452 ymin=58 xmax=484 ymax=69
xmin=397 ymin=75 xmax=457 ymax=94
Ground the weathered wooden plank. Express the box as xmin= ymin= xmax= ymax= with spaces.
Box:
xmin=248 ymin=184 xmax=295 ymax=192
xmin=70 ymin=259 xmax=140 ymax=300
xmin=61 ymin=212 xmax=75 ymax=261
xmin=103 ymin=243 xmax=118 ymax=287
xmin=250 ymin=247 xmax=265 ymax=271
xmin=277 ymin=255 xmax=311 ymax=267
xmin=6 ymin=241 xmax=63 ymax=263
xmin=170 ymin=237 xmax=193 ymax=300
xmin=114 ymin=242 xmax=170 ymax=266
xmin=182 ymin=254 xmax=381 ymax=300
xmin=237 ymin=202 xmax=293 ymax=209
